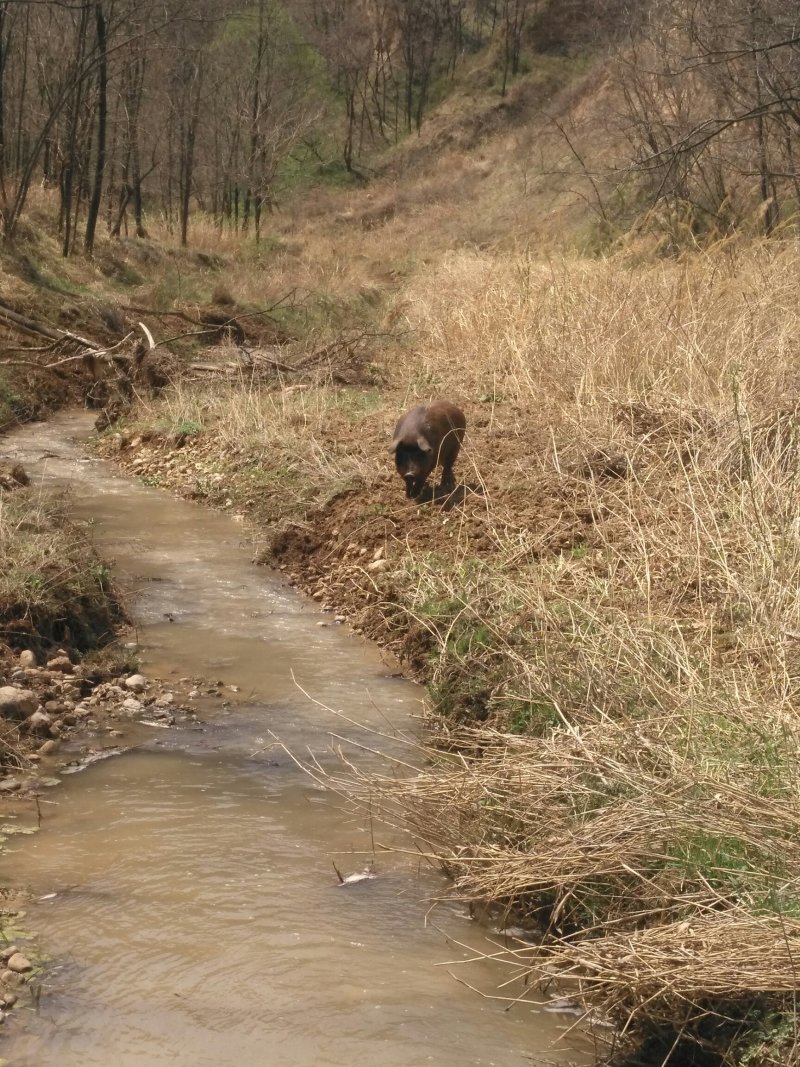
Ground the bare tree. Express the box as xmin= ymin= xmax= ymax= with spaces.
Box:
xmin=617 ymin=0 xmax=800 ymax=235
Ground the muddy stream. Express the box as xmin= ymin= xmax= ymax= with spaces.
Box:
xmin=1 ymin=413 xmax=589 ymax=1067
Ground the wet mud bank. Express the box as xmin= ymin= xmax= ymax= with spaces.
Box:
xmin=0 ymin=412 xmax=588 ymax=1067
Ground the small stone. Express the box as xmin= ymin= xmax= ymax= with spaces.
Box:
xmin=125 ymin=674 xmax=148 ymax=692
xmin=108 ymin=730 xmax=124 ymax=738
xmin=0 ymin=780 xmax=22 ymax=793
xmin=334 ymin=615 xmax=346 ymax=624
xmin=38 ymin=740 xmax=59 ymax=757
xmin=188 ymin=690 xmax=200 ymax=699
xmin=0 ymin=946 xmax=19 ymax=962
xmin=122 ymin=697 xmax=143 ymax=713
xmin=0 ymin=687 xmax=38 ymax=720
xmin=367 ymin=558 xmax=389 ymax=572
xmin=18 ymin=651 xmax=36 ymax=669
xmin=25 ymin=710 xmax=52 ymax=736
xmin=62 ymin=713 xmax=77 ymax=726
xmin=44 ymin=701 xmax=66 ymax=715
xmin=46 ymin=656 xmax=73 ymax=674
xmin=316 ymin=621 xmax=329 ymax=627
xmin=3 ymin=992 xmax=17 ymax=1007
xmin=48 ymin=723 xmax=62 ymax=738
xmin=0 ymin=970 xmax=11 ymax=983
xmin=372 ymin=545 xmax=385 ymax=561
xmin=6 ymin=954 xmax=31 ymax=974
xmin=154 ymin=693 xmax=174 ymax=707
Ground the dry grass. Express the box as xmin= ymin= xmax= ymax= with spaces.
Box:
xmin=337 ymin=243 xmax=800 ymax=1063
xmin=126 ymin=374 xmax=384 ymax=520
xmin=0 ymin=486 xmax=123 ymax=652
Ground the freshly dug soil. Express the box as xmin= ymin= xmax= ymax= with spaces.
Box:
xmin=95 ymin=401 xmax=624 ymax=678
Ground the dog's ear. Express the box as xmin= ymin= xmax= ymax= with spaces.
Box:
xmin=416 ymin=435 xmax=432 ymax=453
xmin=389 ymin=437 xmax=401 ymax=453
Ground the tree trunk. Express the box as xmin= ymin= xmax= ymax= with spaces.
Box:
xmin=84 ymin=2 xmax=107 ymax=255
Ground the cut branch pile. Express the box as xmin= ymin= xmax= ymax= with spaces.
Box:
xmin=0 ymin=299 xmax=175 ymax=415
xmin=185 ymin=329 xmax=388 ymax=386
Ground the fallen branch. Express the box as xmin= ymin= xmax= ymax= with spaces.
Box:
xmin=0 ymin=299 xmax=97 ymax=349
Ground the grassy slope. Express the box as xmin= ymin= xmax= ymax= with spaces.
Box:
xmin=0 ymin=483 xmax=125 ymax=655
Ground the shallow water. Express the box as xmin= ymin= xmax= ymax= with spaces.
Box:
xmin=0 ymin=414 xmax=588 ymax=1066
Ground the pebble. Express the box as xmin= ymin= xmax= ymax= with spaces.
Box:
xmin=26 ymin=710 xmax=52 ymax=735
xmin=3 ymin=992 xmax=17 ymax=1007
xmin=21 ymin=668 xmax=46 ymax=682
xmin=38 ymin=740 xmax=59 ymax=757
xmin=46 ymin=656 xmax=73 ymax=674
xmin=122 ymin=698 xmax=144 ymax=713
xmin=367 ymin=558 xmax=389 ymax=572
xmin=18 ymin=651 xmax=36 ymax=669
xmin=335 ymin=616 xmax=346 ymax=624
xmin=0 ymin=946 xmax=19 ymax=962
xmin=6 ymin=954 xmax=31 ymax=974
xmin=125 ymin=674 xmax=148 ymax=692
xmin=0 ymin=687 xmax=38 ymax=720
xmin=0 ymin=970 xmax=11 ymax=983
xmin=0 ymin=780 xmax=21 ymax=793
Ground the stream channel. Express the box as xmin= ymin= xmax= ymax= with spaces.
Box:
xmin=1 ymin=412 xmax=589 ymax=1067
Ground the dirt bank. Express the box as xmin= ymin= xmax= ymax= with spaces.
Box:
xmin=95 ymin=401 xmax=603 ymax=685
